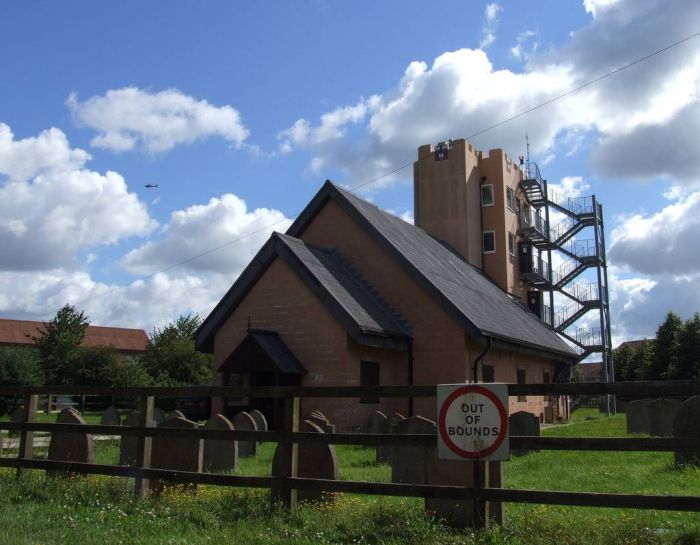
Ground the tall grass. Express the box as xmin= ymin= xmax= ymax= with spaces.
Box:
xmin=0 ymin=409 xmax=698 ymax=544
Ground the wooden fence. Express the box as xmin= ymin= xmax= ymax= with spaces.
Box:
xmin=0 ymin=381 xmax=699 ymax=528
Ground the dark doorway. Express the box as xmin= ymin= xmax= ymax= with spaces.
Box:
xmin=218 ymin=329 xmax=306 ymax=430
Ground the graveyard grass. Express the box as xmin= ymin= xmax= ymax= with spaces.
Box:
xmin=0 ymin=410 xmax=698 ymax=545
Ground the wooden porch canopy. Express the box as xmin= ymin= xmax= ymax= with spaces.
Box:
xmin=218 ymin=329 xmax=307 ymax=375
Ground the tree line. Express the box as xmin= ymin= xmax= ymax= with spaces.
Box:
xmin=614 ymin=311 xmax=700 ymax=381
xmin=0 ymin=305 xmax=212 ymax=390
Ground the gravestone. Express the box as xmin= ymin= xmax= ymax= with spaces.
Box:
xmin=151 ymin=416 xmax=203 ymax=493
xmin=304 ymin=413 xmax=336 ymax=434
xmin=101 ymin=406 xmax=121 ymax=426
xmin=673 ymin=396 xmax=700 ymax=466
xmin=250 ymin=409 xmax=268 ymax=433
xmin=379 ymin=413 xmax=405 ymax=464
xmin=271 ymin=420 xmax=338 ymax=504
xmin=202 ymin=414 xmax=238 ymax=473
xmin=119 ymin=411 xmax=141 ymax=466
xmin=9 ymin=405 xmax=25 ymax=437
xmin=48 ymin=408 xmax=94 ymax=464
xmin=626 ymin=399 xmax=653 ymax=434
xmin=425 ymin=447 xmax=475 ymax=526
xmin=232 ymin=411 xmax=258 ymax=457
xmin=154 ymin=407 xmax=166 ymax=425
xmin=391 ymin=416 xmax=436 ymax=484
xmin=509 ymin=411 xmax=540 ymax=455
xmin=363 ymin=411 xmax=392 ymax=463
xmin=648 ymin=398 xmax=681 ymax=437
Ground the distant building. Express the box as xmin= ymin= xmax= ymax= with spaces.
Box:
xmin=197 ymin=148 xmax=579 ymax=429
xmin=0 ymin=318 xmax=149 ymax=356
xmin=579 ymin=362 xmax=603 ymax=383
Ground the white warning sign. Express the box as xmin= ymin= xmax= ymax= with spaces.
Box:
xmin=437 ymin=383 xmax=510 ymax=461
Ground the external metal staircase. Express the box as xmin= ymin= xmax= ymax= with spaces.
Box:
xmin=517 ymin=162 xmax=613 ymax=386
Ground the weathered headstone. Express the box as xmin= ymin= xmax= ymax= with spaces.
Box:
xmin=271 ymin=420 xmax=338 ymax=504
xmin=9 ymin=405 xmax=25 ymax=437
xmin=391 ymin=415 xmax=436 ymax=484
xmin=48 ymin=408 xmax=94 ymax=465
xmin=202 ymin=414 xmax=238 ymax=473
xmin=119 ymin=411 xmax=141 ymax=466
xmin=151 ymin=416 xmax=203 ymax=493
xmin=425 ymin=447 xmax=475 ymax=526
xmin=250 ymin=409 xmax=268 ymax=433
xmin=101 ymin=406 xmax=121 ymax=426
xmin=363 ymin=411 xmax=391 ymax=463
xmin=509 ymin=411 xmax=540 ymax=455
xmin=648 ymin=398 xmax=681 ymax=437
xmin=379 ymin=413 xmax=405 ymax=464
xmin=304 ymin=413 xmax=336 ymax=433
xmin=626 ymin=399 xmax=653 ymax=434
xmin=673 ymin=396 xmax=700 ymax=466
xmin=154 ymin=407 xmax=166 ymax=425
xmin=232 ymin=411 xmax=258 ymax=457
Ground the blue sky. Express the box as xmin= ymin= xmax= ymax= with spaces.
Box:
xmin=1 ymin=0 xmax=699 ymax=344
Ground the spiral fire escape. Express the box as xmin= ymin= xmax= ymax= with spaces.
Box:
xmin=518 ymin=163 xmax=614 ymax=390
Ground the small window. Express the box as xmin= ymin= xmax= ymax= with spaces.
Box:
xmin=506 ymin=187 xmax=514 ymax=210
xmin=482 ymin=364 xmax=495 ymax=383
xmin=508 ymin=232 xmax=515 ymax=256
xmin=482 ymin=231 xmax=496 ymax=254
xmin=517 ymin=368 xmax=527 ymax=402
xmin=481 ymin=184 xmax=494 ymax=207
xmin=360 ymin=361 xmax=380 ymax=403
xmin=543 ymin=371 xmax=551 ymax=384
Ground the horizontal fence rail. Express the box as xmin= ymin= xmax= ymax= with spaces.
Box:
xmin=2 ymin=422 xmax=700 ymax=452
xmin=1 ymin=381 xmax=698 ymax=527
xmin=0 ymin=380 xmax=698 ymax=398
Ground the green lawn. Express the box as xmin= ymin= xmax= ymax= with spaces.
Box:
xmin=0 ymin=409 xmax=698 ymax=545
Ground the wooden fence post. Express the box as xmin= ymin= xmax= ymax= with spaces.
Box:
xmin=280 ymin=396 xmax=300 ymax=511
xmin=17 ymin=394 xmax=38 ymax=476
xmin=134 ymin=395 xmax=154 ymax=498
xmin=472 ymin=460 xmax=489 ymax=529
xmin=488 ymin=461 xmax=503 ymax=525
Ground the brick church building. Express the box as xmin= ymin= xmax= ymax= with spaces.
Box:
xmin=196 ymin=141 xmax=577 ymax=430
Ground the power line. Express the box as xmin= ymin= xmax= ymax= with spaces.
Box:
xmin=51 ymin=29 xmax=700 ymax=318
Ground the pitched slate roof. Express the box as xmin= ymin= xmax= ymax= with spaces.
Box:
xmin=196 ymin=232 xmax=411 ymax=353
xmin=286 ymin=181 xmax=576 ymax=359
xmin=0 ymin=318 xmax=149 ymax=353
xmin=218 ymin=329 xmax=307 ymax=375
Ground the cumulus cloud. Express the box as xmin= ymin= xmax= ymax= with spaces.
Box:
xmin=278 ymin=0 xmax=700 ymax=191
xmin=0 ymin=268 xmax=232 ymax=331
xmin=0 ymin=124 xmax=156 ymax=271
xmin=609 ymin=190 xmax=700 ymax=275
xmin=479 ymin=3 xmax=502 ymax=50
xmin=122 ymin=193 xmax=292 ymax=275
xmin=68 ymin=87 xmax=250 ymax=153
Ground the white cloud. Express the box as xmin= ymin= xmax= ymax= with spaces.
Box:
xmin=609 ymin=190 xmax=700 ymax=275
xmin=68 ymin=87 xmax=250 ymax=153
xmin=278 ymin=0 xmax=700 ymax=190
xmin=0 ymin=268 xmax=231 ymax=331
xmin=122 ymin=193 xmax=292 ymax=275
xmin=0 ymin=124 xmax=156 ymax=271
xmin=479 ymin=3 xmax=502 ymax=50
xmin=583 ymin=0 xmax=622 ymax=17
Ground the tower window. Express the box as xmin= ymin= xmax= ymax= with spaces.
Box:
xmin=481 ymin=184 xmax=494 ymax=207
xmin=508 ymin=232 xmax=515 ymax=256
xmin=506 ymin=187 xmax=514 ymax=210
xmin=482 ymin=231 xmax=496 ymax=254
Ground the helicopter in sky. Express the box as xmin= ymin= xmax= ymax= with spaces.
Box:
xmin=144 ymin=184 xmax=159 ymax=188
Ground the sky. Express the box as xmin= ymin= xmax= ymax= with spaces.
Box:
xmin=1 ymin=0 xmax=699 ymax=346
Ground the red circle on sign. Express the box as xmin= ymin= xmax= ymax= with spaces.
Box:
xmin=438 ymin=385 xmax=508 ymax=459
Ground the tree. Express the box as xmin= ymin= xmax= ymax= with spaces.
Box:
xmin=0 ymin=346 xmax=44 ymax=415
xmin=33 ymin=305 xmax=89 ymax=385
xmin=141 ymin=314 xmax=212 ymax=386
xmin=676 ymin=313 xmax=700 ymax=380
xmin=647 ymin=312 xmax=683 ymax=380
